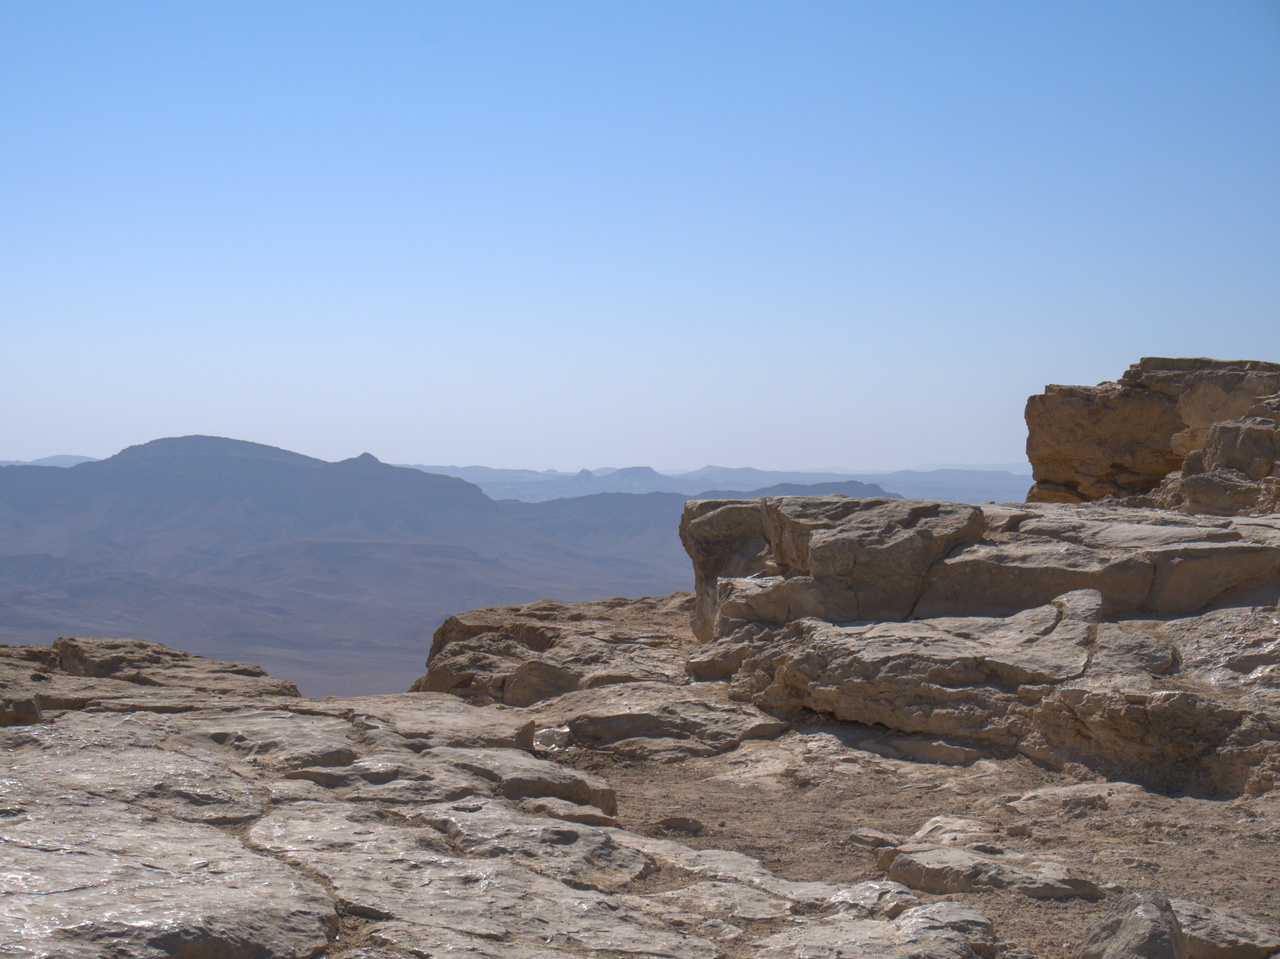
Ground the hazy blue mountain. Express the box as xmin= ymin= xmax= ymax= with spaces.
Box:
xmin=0 ymin=437 xmax=1028 ymax=697
xmin=409 ymin=461 xmax=1030 ymax=505
xmin=0 ymin=437 xmax=693 ymax=695
xmin=846 ymin=470 xmax=1032 ymax=504
xmin=407 ymin=463 xmax=896 ymax=501
xmin=0 ymin=455 xmax=96 ymax=467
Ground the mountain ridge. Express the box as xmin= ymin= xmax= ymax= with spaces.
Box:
xmin=0 ymin=436 xmax=908 ymax=695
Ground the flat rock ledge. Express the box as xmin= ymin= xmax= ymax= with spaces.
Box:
xmin=5 ymin=601 xmax=1280 ymax=959
xmin=0 ymin=635 xmax=1004 ymax=959
xmin=678 ymin=495 xmax=1280 ymax=795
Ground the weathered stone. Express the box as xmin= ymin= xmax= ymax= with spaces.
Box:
xmin=517 ymin=795 xmax=617 ymax=826
xmin=650 ymin=879 xmax=793 ymax=920
xmin=250 ymin=800 xmax=717 ymax=959
xmin=878 ymin=841 xmax=1104 ymax=900
xmin=0 ymin=636 xmax=297 ymax=725
xmin=1071 ymin=891 xmax=1188 ymax=959
xmin=52 ymin=635 xmax=300 ymax=697
xmin=410 ymin=593 xmax=694 ymax=705
xmin=326 ymin=691 xmax=537 ymax=749
xmin=1026 ymin=357 xmax=1280 ymax=515
xmin=531 ymin=680 xmax=789 ymax=761
xmin=603 ymin=829 xmax=849 ymax=906
xmin=418 ymin=798 xmax=654 ymax=891
xmin=419 ymin=745 xmax=618 ymax=814
xmin=684 ymin=501 xmax=1280 ymax=644
xmin=1170 ymin=899 xmax=1280 ymax=959
xmin=829 ymin=880 xmax=922 ymax=919
xmin=753 ymin=901 xmax=993 ymax=959
xmin=1026 ymin=358 xmax=1280 ymax=505
xmin=0 ymin=778 xmax=336 ymax=958
xmin=683 ymin=497 xmax=984 ymax=640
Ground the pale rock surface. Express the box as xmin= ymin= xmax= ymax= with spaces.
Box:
xmin=1070 ymin=892 xmax=1188 ymax=959
xmin=5 ymin=614 xmax=1280 ymax=959
xmin=753 ymin=902 xmax=994 ymax=959
xmin=411 ymin=593 xmax=694 ymax=705
xmin=674 ymin=495 xmax=1280 ymax=795
xmin=877 ymin=841 xmax=1105 ymax=900
xmin=1169 ymin=900 xmax=1280 ymax=959
xmin=530 ymin=680 xmax=790 ymax=761
xmin=3 ymin=635 xmax=1006 ymax=959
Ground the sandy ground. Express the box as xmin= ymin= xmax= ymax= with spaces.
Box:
xmin=564 ymin=716 xmax=1280 ymax=959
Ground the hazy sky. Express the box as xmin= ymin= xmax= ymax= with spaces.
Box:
xmin=4 ymin=2 xmax=1278 ymax=471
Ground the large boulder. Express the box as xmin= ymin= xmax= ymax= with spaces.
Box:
xmin=1025 ymin=357 xmax=1280 ymax=511
xmin=410 ymin=593 xmax=695 ymax=705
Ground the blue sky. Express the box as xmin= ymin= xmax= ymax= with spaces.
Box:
xmin=3 ymin=1 xmax=1277 ymax=470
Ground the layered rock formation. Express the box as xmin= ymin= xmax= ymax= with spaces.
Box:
xmin=679 ymin=494 xmax=1280 ymax=796
xmin=1025 ymin=357 xmax=1280 ymax=513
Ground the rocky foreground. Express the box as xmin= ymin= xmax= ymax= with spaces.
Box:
xmin=2 ymin=494 xmax=1280 ymax=958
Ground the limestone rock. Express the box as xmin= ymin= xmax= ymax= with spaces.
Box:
xmin=530 ymin=680 xmax=789 ymax=761
xmin=681 ymin=496 xmax=984 ymax=640
xmin=1025 ymin=357 xmax=1280 ymax=513
xmin=753 ymin=902 xmax=992 ymax=959
xmin=1170 ymin=900 xmax=1280 ymax=959
xmin=419 ymin=744 xmax=619 ymax=814
xmin=1070 ymin=891 xmax=1188 ymax=959
xmin=0 ymin=744 xmax=335 ymax=959
xmin=878 ymin=840 xmax=1104 ymax=900
xmin=411 ymin=593 xmax=693 ymax=705
xmin=675 ymin=493 xmax=1280 ymax=793
xmin=418 ymin=797 xmax=655 ymax=891
xmin=325 ymin=691 xmax=537 ymax=749
xmin=1 ymin=635 xmax=298 ymax=725
xmin=683 ymin=500 xmax=1280 ymax=646
xmin=50 ymin=635 xmax=301 ymax=696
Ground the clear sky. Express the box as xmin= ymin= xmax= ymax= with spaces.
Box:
xmin=3 ymin=1 xmax=1278 ymax=471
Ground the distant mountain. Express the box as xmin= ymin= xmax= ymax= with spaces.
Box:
xmin=854 ymin=469 xmax=1032 ymax=504
xmin=0 ymin=438 xmax=1030 ymax=696
xmin=692 ymin=480 xmax=899 ymax=499
xmin=409 ymin=462 xmax=1030 ymax=505
xmin=0 ymin=455 xmax=96 ymax=467
xmin=0 ymin=437 xmax=693 ymax=696
xmin=408 ymin=464 xmax=896 ymax=501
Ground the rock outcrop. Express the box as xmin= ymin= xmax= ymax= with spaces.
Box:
xmin=6 ymin=629 xmax=1279 ymax=958
xmin=1025 ymin=357 xmax=1280 ymax=513
xmin=677 ymin=495 xmax=1280 ymax=796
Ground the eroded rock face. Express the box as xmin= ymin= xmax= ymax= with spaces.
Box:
xmin=1025 ymin=357 xmax=1280 ymax=513
xmin=683 ymin=498 xmax=1280 ymax=635
xmin=676 ymin=495 xmax=1280 ymax=796
xmin=413 ymin=593 xmax=696 ymax=705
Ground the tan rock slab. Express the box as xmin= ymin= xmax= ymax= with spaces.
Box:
xmin=878 ymin=841 xmax=1105 ymax=900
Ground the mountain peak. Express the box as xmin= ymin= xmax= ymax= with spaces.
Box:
xmin=107 ymin=436 xmax=325 ymax=467
xmin=338 ymin=452 xmax=383 ymax=466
